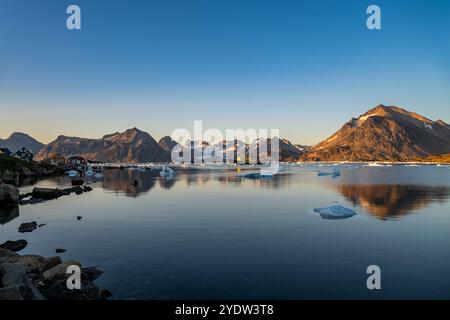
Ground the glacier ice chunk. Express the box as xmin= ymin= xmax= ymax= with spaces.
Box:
xmin=313 ymin=204 xmax=356 ymax=219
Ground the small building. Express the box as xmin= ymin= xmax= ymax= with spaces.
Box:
xmin=67 ymin=156 xmax=87 ymax=165
xmin=0 ymin=148 xmax=11 ymax=156
xmin=50 ymin=153 xmax=66 ymax=165
xmin=13 ymin=147 xmax=33 ymax=161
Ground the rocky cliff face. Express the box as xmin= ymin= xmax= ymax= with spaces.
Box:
xmin=36 ymin=128 xmax=170 ymax=163
xmin=303 ymin=105 xmax=450 ymax=161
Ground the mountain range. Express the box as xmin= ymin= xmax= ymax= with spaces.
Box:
xmin=3 ymin=105 xmax=450 ymax=162
xmin=35 ymin=128 xmax=170 ymax=163
xmin=0 ymin=132 xmax=45 ymax=154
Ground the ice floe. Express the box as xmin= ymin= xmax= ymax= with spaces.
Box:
xmin=313 ymin=204 xmax=357 ymax=220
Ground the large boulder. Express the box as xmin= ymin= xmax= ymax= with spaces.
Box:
xmin=0 ymin=263 xmax=31 ymax=287
xmin=0 ymin=248 xmax=19 ymax=262
xmin=14 ymin=255 xmax=62 ymax=273
xmin=0 ymin=184 xmax=19 ymax=205
xmin=42 ymin=260 xmax=82 ymax=281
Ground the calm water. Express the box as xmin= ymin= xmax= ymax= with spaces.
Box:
xmin=1 ymin=164 xmax=450 ymax=299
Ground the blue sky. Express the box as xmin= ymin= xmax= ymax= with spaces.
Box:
xmin=0 ymin=0 xmax=449 ymax=145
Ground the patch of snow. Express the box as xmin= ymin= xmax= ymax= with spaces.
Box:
xmin=424 ymin=122 xmax=433 ymax=130
xmin=356 ymin=113 xmax=376 ymax=126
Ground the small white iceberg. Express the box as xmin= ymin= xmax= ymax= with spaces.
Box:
xmin=313 ymin=204 xmax=357 ymax=220
xmin=160 ymin=166 xmax=176 ymax=177
xmin=67 ymin=170 xmax=78 ymax=177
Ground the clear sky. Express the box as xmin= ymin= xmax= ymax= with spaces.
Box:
xmin=1 ymin=0 xmax=449 ymax=145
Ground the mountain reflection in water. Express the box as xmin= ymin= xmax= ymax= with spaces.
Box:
xmin=335 ymin=184 xmax=450 ymax=219
xmin=101 ymin=168 xmax=294 ymax=196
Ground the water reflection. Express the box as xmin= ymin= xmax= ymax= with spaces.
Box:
xmin=0 ymin=204 xmax=19 ymax=225
xmin=101 ymin=169 xmax=295 ymax=196
xmin=102 ymin=169 xmax=157 ymax=197
xmin=335 ymin=184 xmax=450 ymax=219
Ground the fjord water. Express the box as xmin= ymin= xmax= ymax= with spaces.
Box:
xmin=1 ymin=165 xmax=450 ymax=299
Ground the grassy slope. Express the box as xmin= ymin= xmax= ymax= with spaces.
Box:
xmin=0 ymin=154 xmax=36 ymax=172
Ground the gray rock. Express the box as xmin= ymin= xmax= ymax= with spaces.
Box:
xmin=42 ymin=260 xmax=82 ymax=281
xmin=41 ymin=278 xmax=101 ymax=300
xmin=0 ymin=285 xmax=25 ymax=300
xmin=13 ymin=255 xmax=61 ymax=273
xmin=0 ymin=239 xmax=28 ymax=252
xmin=0 ymin=262 xmax=31 ymax=287
xmin=0 ymin=247 xmax=19 ymax=259
xmin=24 ymin=276 xmax=46 ymax=300
xmin=41 ymin=256 xmax=63 ymax=272
xmin=18 ymin=221 xmax=37 ymax=233
xmin=0 ymin=184 xmax=19 ymax=204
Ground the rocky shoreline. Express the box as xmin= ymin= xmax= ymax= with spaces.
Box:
xmin=0 ymin=247 xmax=110 ymax=300
xmin=0 ymin=165 xmax=67 ymax=183
xmin=0 ymin=180 xmax=110 ymax=300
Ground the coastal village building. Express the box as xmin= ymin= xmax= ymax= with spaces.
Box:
xmin=13 ymin=147 xmax=33 ymax=161
xmin=51 ymin=154 xmax=66 ymax=165
xmin=67 ymin=156 xmax=87 ymax=165
xmin=0 ymin=148 xmax=11 ymax=156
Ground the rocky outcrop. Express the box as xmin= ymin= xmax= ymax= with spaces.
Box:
xmin=0 ymin=248 xmax=108 ymax=300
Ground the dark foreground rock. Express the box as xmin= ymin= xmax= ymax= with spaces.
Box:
xmin=0 ymin=240 xmax=28 ymax=252
xmin=31 ymin=188 xmax=64 ymax=200
xmin=0 ymin=248 xmax=108 ymax=300
xmin=18 ymin=186 xmax=90 ymax=205
xmin=18 ymin=221 xmax=38 ymax=233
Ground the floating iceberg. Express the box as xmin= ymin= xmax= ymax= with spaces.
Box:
xmin=313 ymin=204 xmax=356 ymax=219
xmin=317 ymin=167 xmax=341 ymax=177
xmin=160 ymin=166 xmax=176 ymax=177
xmin=67 ymin=170 xmax=78 ymax=177
xmin=244 ymin=172 xmax=273 ymax=180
